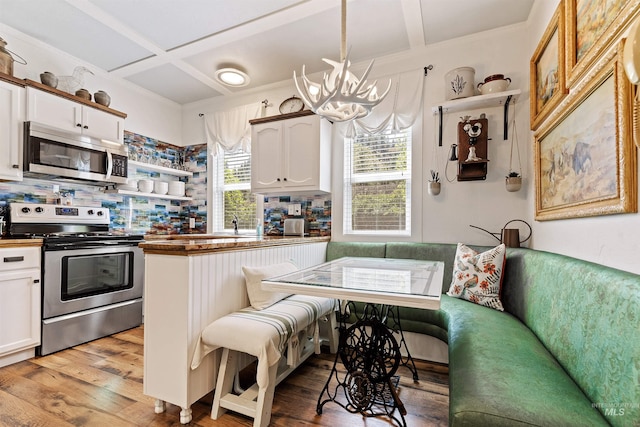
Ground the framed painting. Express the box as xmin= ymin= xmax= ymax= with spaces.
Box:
xmin=535 ymin=41 xmax=637 ymax=221
xmin=566 ymin=0 xmax=640 ymax=87
xmin=531 ymin=1 xmax=567 ymax=130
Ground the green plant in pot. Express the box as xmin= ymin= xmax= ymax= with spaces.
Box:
xmin=506 ymin=170 xmax=522 ymax=192
xmin=428 ymin=170 xmax=441 ymax=195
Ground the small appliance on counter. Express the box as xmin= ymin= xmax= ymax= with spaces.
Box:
xmin=283 ymin=218 xmax=306 ymax=236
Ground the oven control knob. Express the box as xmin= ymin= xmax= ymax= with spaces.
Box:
xmin=97 ymin=211 xmax=104 ymax=216
xmin=87 ymin=209 xmax=94 ymax=215
xmin=35 ymin=207 xmax=44 ymax=213
xmin=21 ymin=207 xmax=31 ymax=213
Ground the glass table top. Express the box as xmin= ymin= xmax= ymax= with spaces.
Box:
xmin=263 ymin=257 xmax=444 ymax=309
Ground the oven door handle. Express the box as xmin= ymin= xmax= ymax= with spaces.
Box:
xmin=105 ymin=149 xmax=113 ymax=180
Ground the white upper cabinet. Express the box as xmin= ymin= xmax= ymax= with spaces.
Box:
xmin=251 ymin=112 xmax=331 ymax=194
xmin=27 ymin=87 xmax=124 ymax=142
xmin=0 ymin=79 xmax=25 ymax=181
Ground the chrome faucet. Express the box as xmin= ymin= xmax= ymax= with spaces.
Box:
xmin=232 ymin=215 xmax=239 ymax=235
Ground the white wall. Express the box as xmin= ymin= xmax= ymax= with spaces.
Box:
xmin=182 ymin=22 xmax=532 ymax=248
xmin=0 ymin=23 xmax=182 ymax=144
xmin=526 ymin=1 xmax=640 ymax=274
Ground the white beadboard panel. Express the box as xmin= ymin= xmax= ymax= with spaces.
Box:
xmin=143 ymin=242 xmax=327 ymax=413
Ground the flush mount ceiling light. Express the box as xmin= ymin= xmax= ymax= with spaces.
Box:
xmin=293 ymin=0 xmax=391 ymax=122
xmin=215 ymin=67 xmax=250 ymax=87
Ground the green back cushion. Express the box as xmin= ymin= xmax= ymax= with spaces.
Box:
xmin=502 ymin=248 xmax=640 ymax=426
xmin=325 ymin=242 xmax=386 ymax=261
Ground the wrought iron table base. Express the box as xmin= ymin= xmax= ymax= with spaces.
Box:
xmin=316 ymin=303 xmax=419 ymax=427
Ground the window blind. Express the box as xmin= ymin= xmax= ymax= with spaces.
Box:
xmin=213 ymin=150 xmax=256 ymax=231
xmin=344 ymin=128 xmax=412 ymax=234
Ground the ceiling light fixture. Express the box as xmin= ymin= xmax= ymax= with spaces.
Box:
xmin=215 ymin=67 xmax=250 ymax=87
xmin=293 ymin=0 xmax=391 ymax=122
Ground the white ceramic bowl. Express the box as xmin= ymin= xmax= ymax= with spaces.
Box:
xmin=478 ymin=78 xmax=510 ymax=95
xmin=154 ymin=181 xmax=169 ymax=195
xmin=138 ymin=179 xmax=154 ymax=193
xmin=168 ymin=181 xmax=185 ymax=196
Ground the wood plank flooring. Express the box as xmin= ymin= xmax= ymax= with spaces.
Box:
xmin=0 ymin=327 xmax=449 ymax=426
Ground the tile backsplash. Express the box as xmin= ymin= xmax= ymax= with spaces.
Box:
xmin=262 ymin=195 xmax=331 ymax=236
xmin=2 ymin=130 xmax=333 ymax=237
xmin=0 ymin=131 xmax=208 ymax=236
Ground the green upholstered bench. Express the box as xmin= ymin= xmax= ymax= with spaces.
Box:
xmin=325 ymin=242 xmax=640 ymax=427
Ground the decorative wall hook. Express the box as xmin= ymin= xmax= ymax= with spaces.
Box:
xmin=424 ymin=64 xmax=434 ymax=76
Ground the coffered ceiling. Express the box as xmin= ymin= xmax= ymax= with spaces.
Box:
xmin=0 ymin=0 xmax=535 ymax=105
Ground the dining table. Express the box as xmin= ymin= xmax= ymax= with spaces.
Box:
xmin=262 ymin=256 xmax=444 ymax=427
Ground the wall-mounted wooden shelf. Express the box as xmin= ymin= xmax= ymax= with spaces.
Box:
xmin=432 ymin=89 xmax=521 ymax=143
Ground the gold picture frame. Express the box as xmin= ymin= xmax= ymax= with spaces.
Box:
xmin=566 ymin=0 xmax=640 ymax=87
xmin=530 ymin=0 xmax=567 ymax=130
xmin=535 ymin=40 xmax=637 ymax=221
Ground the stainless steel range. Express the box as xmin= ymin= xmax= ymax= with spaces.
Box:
xmin=8 ymin=202 xmax=144 ymax=356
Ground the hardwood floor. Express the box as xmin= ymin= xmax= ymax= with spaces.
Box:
xmin=0 ymin=326 xmax=449 ymax=426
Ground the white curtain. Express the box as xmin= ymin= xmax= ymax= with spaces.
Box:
xmin=203 ymin=103 xmax=262 ymax=155
xmin=339 ymin=68 xmax=425 ymax=137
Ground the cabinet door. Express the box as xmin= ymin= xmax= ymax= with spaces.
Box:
xmin=283 ymin=115 xmax=319 ymax=188
xmin=0 ymin=81 xmax=25 ymax=180
xmin=0 ymin=269 xmax=41 ymax=355
xmin=83 ymin=106 xmax=124 ymax=142
xmin=27 ymin=88 xmax=81 ymax=133
xmin=251 ymin=122 xmax=284 ymax=191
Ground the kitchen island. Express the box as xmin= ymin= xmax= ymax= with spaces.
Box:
xmin=138 ymin=235 xmax=329 ymax=424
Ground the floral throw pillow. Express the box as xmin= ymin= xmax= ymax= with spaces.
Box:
xmin=446 ymin=243 xmax=506 ymax=311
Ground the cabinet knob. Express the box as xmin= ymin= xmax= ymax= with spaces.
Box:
xmin=83 ymin=125 xmax=88 ymax=129
xmin=283 ymin=178 xmax=287 ymax=181
xmin=277 ymin=178 xmax=281 ymax=181
xmin=76 ymin=123 xmax=82 ymax=127
xmin=12 ymin=164 xmax=19 ymax=168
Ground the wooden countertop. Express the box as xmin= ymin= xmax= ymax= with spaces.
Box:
xmin=139 ymin=235 xmax=330 ymax=255
xmin=0 ymin=238 xmax=43 ymax=248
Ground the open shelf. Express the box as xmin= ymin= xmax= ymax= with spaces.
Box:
xmin=432 ymin=89 xmax=521 ymax=143
xmin=104 ymin=187 xmax=192 ymax=201
xmin=431 ymin=89 xmax=521 ymax=115
xmin=128 ymin=160 xmax=193 ymax=177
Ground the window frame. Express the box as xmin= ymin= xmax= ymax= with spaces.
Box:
xmin=343 ymin=126 xmax=413 ymax=237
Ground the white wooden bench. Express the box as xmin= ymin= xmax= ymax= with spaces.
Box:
xmin=194 ymin=294 xmax=338 ymax=427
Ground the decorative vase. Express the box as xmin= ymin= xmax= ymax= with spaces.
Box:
xmin=428 ymin=181 xmax=441 ymax=196
xmin=445 ymin=67 xmax=475 ymax=100
xmin=94 ymin=90 xmax=111 ymax=107
xmin=505 ymin=176 xmax=522 ymax=192
xmin=75 ymin=88 xmax=91 ymax=101
xmin=40 ymin=71 xmax=58 ymax=88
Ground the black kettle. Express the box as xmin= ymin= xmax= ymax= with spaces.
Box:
xmin=470 ymin=219 xmax=532 ymax=248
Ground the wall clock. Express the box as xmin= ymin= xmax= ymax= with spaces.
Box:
xmin=279 ymin=95 xmax=305 ymax=114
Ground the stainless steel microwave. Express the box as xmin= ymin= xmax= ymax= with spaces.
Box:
xmin=23 ymin=121 xmax=128 ymax=185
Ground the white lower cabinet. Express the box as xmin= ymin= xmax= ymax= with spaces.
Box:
xmin=0 ymin=246 xmax=41 ymax=367
xmin=0 ymin=79 xmax=25 ymax=181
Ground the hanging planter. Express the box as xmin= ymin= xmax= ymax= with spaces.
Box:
xmin=506 ymin=113 xmax=523 ymax=192
xmin=428 ymin=170 xmax=441 ymax=195
xmin=505 ymin=172 xmax=522 ymax=192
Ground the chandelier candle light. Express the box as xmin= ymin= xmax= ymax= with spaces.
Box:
xmin=293 ymin=0 xmax=391 ymax=122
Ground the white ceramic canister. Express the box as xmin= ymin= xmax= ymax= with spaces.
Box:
xmin=168 ymin=181 xmax=185 ymax=196
xmin=445 ymin=67 xmax=475 ymax=100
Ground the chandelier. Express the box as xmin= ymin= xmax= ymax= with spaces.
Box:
xmin=293 ymin=0 xmax=391 ymax=122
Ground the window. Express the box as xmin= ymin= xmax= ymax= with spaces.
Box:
xmin=344 ymin=127 xmax=412 ymax=235
xmin=213 ymin=149 xmax=256 ymax=232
